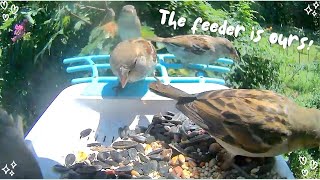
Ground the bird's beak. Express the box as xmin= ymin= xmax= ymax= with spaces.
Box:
xmin=119 ymin=67 xmax=130 ymax=88
xmin=231 ymin=50 xmax=240 ymax=61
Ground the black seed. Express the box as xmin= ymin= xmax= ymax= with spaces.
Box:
xmin=162 ymin=122 xmax=176 ymax=126
xmin=120 ymin=150 xmax=129 ymax=158
xmin=163 ymin=115 xmax=173 ymax=120
xmin=147 ymin=148 xmax=163 ymax=156
xmin=128 ymin=148 xmax=138 ymax=161
xmin=138 ymin=153 xmax=150 ymax=163
xmin=123 ymin=159 xmax=130 ymax=165
xmin=65 ymin=154 xmax=76 ymax=167
xmin=115 ymin=166 xmax=133 ymax=173
xmin=149 ymin=154 xmax=164 ymax=161
xmin=145 ymin=136 xmax=156 ymax=144
xmin=104 ymin=159 xmax=119 ymax=166
xmin=92 ymin=160 xmax=111 ymax=169
xmin=135 ymin=144 xmax=145 ymax=154
xmin=133 ymin=162 xmax=144 ymax=174
xmin=142 ymin=162 xmax=152 ymax=175
xmin=112 ymin=140 xmax=138 ymax=149
xmin=87 ymin=143 xmax=101 ymax=147
xmin=110 ymin=150 xmax=124 ymax=163
xmin=97 ymin=152 xmax=110 ymax=162
xmin=131 ymin=135 xmax=146 ymax=143
xmin=80 ymin=128 xmax=92 ymax=138
xmin=149 ymin=160 xmax=158 ymax=171
xmin=166 ymin=111 xmax=175 ymax=116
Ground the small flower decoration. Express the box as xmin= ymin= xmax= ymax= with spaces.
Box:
xmin=11 ymin=19 xmax=28 ymax=42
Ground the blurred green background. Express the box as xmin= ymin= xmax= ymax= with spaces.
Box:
xmin=0 ymin=1 xmax=319 ymax=178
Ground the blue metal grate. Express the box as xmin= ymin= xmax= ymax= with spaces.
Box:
xmin=63 ymin=54 xmax=234 ymax=86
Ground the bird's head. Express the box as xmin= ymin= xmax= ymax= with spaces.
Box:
xmin=120 ymin=5 xmax=137 ymax=17
xmin=218 ymin=38 xmax=240 ymax=61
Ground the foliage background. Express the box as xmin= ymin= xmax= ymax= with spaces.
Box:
xmin=0 ymin=1 xmax=319 ymax=178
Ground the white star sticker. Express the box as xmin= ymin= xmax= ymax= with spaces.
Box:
xmin=304 ymin=4 xmax=313 ymax=15
xmin=9 ymin=170 xmax=14 ymax=176
xmin=10 ymin=161 xmax=17 ymax=169
xmin=1 ymin=164 xmax=10 ymax=174
xmin=313 ymin=1 xmax=319 ymax=9
xmin=312 ymin=11 xmax=317 ymax=17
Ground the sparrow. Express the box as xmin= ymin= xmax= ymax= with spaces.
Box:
xmin=147 ymin=35 xmax=240 ymax=65
xmin=117 ymin=5 xmax=141 ymax=41
xmin=0 ymin=108 xmax=43 ymax=179
xmin=148 ymin=79 xmax=320 ymax=172
xmin=102 ymin=7 xmax=118 ymax=39
xmin=110 ymin=38 xmax=157 ymax=91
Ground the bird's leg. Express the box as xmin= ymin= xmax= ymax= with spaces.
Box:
xmin=112 ymin=82 xmax=123 ymax=96
xmin=221 ymin=152 xmax=254 ymax=179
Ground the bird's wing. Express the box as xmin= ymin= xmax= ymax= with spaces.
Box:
xmin=133 ymin=38 xmax=157 ymax=64
xmin=177 ymin=89 xmax=293 ymax=154
xmin=163 ymin=35 xmax=212 ymax=55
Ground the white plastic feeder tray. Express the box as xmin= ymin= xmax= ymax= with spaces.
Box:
xmin=25 ymin=54 xmax=295 ymax=179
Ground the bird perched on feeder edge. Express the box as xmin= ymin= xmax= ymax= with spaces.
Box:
xmin=110 ymin=38 xmax=157 ymax=94
xmin=148 ymin=79 xmax=320 ymax=174
xmin=147 ymin=35 xmax=240 ymax=65
xmin=117 ymin=5 xmax=142 ymax=41
xmin=0 ymin=108 xmax=43 ymax=179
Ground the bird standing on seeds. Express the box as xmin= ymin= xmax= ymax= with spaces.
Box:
xmin=117 ymin=5 xmax=142 ymax=41
xmin=110 ymin=38 xmax=157 ymax=92
xmin=148 ymin=79 xmax=320 ymax=173
xmin=147 ymin=35 xmax=240 ymax=65
xmin=0 ymin=108 xmax=43 ymax=179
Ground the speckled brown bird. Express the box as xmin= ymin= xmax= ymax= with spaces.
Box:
xmin=147 ymin=35 xmax=239 ymax=65
xmin=148 ymin=79 xmax=320 ymax=170
xmin=102 ymin=7 xmax=118 ymax=39
xmin=117 ymin=5 xmax=141 ymax=41
xmin=110 ymin=38 xmax=157 ymax=90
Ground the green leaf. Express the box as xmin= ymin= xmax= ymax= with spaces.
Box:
xmin=74 ymin=21 xmax=84 ymax=31
xmin=25 ymin=14 xmax=35 ymax=25
xmin=0 ymin=18 xmax=15 ymax=30
xmin=62 ymin=15 xmax=71 ymax=28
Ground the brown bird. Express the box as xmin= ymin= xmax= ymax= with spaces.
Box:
xmin=147 ymin=35 xmax=239 ymax=65
xmin=102 ymin=7 xmax=118 ymax=39
xmin=0 ymin=108 xmax=43 ymax=178
xmin=117 ymin=5 xmax=141 ymax=41
xmin=148 ymin=79 xmax=320 ymax=172
xmin=110 ymin=38 xmax=157 ymax=91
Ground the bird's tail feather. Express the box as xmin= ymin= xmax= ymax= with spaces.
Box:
xmin=148 ymin=78 xmax=196 ymax=102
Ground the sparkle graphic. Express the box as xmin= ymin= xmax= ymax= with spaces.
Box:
xmin=312 ymin=11 xmax=317 ymax=17
xmin=304 ymin=4 xmax=313 ymax=15
xmin=9 ymin=170 xmax=14 ymax=176
xmin=10 ymin=161 xmax=17 ymax=169
xmin=1 ymin=164 xmax=10 ymax=174
xmin=313 ymin=1 xmax=319 ymax=9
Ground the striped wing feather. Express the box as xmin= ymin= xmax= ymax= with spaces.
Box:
xmin=176 ymin=89 xmax=293 ymax=154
